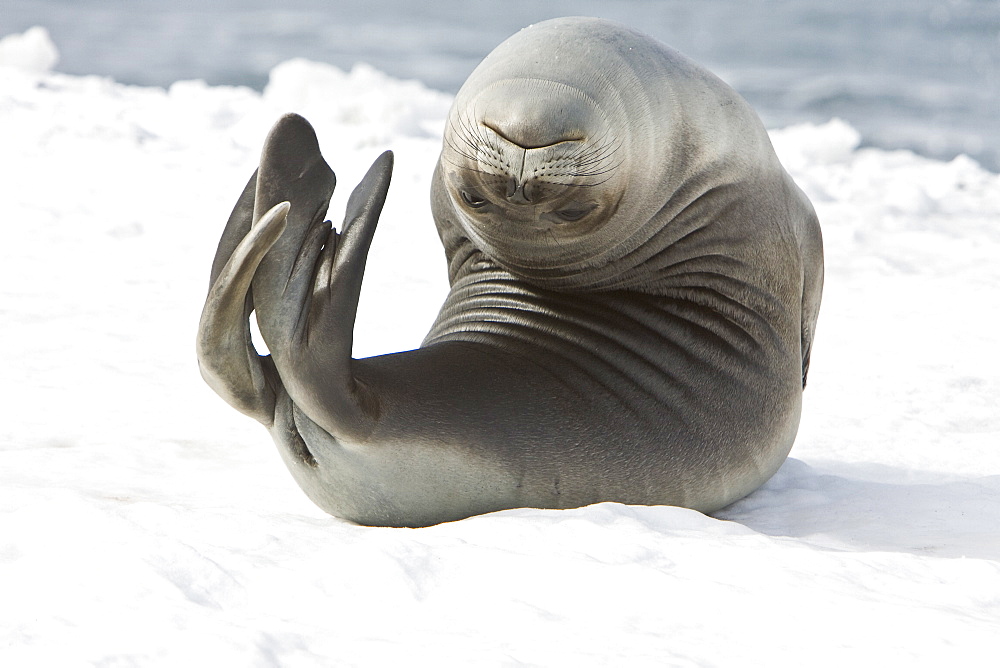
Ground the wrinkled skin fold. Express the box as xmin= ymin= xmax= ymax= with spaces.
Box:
xmin=196 ymin=18 xmax=823 ymax=528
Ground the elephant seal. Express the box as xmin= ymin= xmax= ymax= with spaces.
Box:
xmin=197 ymin=17 xmax=823 ymax=528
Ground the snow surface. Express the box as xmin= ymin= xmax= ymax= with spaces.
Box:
xmin=2 ymin=27 xmax=999 ymax=666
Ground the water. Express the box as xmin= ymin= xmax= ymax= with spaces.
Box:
xmin=3 ymin=0 xmax=998 ymax=170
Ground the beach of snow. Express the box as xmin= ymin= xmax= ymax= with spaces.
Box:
xmin=2 ymin=27 xmax=999 ymax=666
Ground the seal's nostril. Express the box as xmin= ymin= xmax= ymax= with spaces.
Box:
xmin=505 ymin=178 xmax=534 ymax=204
xmin=507 ymin=184 xmax=531 ymax=205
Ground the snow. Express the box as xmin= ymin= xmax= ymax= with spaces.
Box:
xmin=2 ymin=27 xmax=999 ymax=666
xmin=0 ymin=26 xmax=58 ymax=74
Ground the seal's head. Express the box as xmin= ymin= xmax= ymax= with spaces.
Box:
xmin=442 ymin=77 xmax=627 ymax=254
xmin=436 ymin=18 xmax=680 ymax=287
xmin=436 ymin=17 xmax=785 ymax=290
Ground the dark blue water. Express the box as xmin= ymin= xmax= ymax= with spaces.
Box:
xmin=3 ymin=0 xmax=998 ymax=170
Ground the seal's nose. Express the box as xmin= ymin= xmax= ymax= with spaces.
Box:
xmin=506 ymin=177 xmax=533 ymax=204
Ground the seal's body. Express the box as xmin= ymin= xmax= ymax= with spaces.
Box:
xmin=197 ymin=18 xmax=823 ymax=527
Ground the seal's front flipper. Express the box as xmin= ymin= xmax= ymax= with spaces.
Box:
xmin=251 ymin=113 xmax=337 ymax=353
xmin=197 ymin=202 xmax=289 ymax=424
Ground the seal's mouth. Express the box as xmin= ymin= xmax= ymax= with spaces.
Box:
xmin=481 ymin=121 xmax=584 ymax=150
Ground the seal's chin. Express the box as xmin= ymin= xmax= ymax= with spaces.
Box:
xmin=473 ymin=78 xmax=599 ymax=149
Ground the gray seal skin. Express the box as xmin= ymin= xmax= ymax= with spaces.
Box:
xmin=196 ymin=17 xmax=823 ymax=528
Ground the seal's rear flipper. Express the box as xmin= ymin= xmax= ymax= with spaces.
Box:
xmin=251 ymin=113 xmax=337 ymax=352
xmin=324 ymin=150 xmax=394 ymax=340
xmin=210 ymin=170 xmax=257 ymax=289
xmin=197 ymin=202 xmax=289 ymax=424
xmin=263 ymin=150 xmax=394 ymax=442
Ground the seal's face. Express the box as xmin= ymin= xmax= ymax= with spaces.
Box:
xmin=441 ymin=79 xmax=628 ymax=271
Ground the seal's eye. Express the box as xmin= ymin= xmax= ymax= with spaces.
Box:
xmin=460 ymin=190 xmax=488 ymax=209
xmin=553 ymin=206 xmax=594 ymax=222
